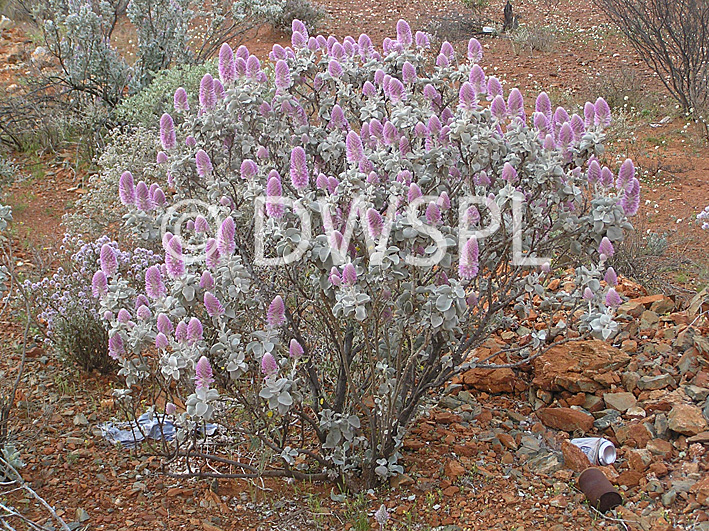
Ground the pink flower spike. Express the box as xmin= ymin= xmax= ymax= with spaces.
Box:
xmin=605 ymin=288 xmax=622 ymax=308
xmin=290 ymin=146 xmax=309 ymax=189
xmin=174 ymin=87 xmax=189 ymax=112
xmin=329 ymin=267 xmax=342 ymax=286
xmin=218 ymin=43 xmax=236 ymax=84
xmin=599 ymin=237 xmax=615 ymax=259
xmin=92 ymin=270 xmax=108 ymax=298
xmin=425 ymin=202 xmax=441 ymax=225
xmin=261 ymin=353 xmax=278 ymax=377
xmin=204 ymin=291 xmax=225 ymax=317
xmin=240 ymin=159 xmax=258 ymax=180
xmin=175 ymin=321 xmax=188 ymax=343
xmin=396 ymin=19 xmax=413 ymax=47
xmin=195 ymin=215 xmax=209 ymax=233
xmin=367 ymin=208 xmax=383 ymax=238
xmin=275 ymin=59 xmax=292 ymax=90
xmin=200 ymin=270 xmax=215 ymax=290
xmin=205 ymin=238 xmax=221 ymax=269
xmin=195 ymin=356 xmax=215 ymax=389
xmin=408 ymin=183 xmax=422 ymax=203
xmin=289 ymin=339 xmax=304 ymax=359
xmin=108 ymin=333 xmax=125 ymax=359
xmin=604 ymin=267 xmax=618 ymax=287
xmin=165 ymin=236 xmax=185 ymax=278
xmin=342 ymin=263 xmax=357 ymax=285
xmin=267 ymin=295 xmax=286 ymax=327
xmin=155 ymin=333 xmax=168 ymax=350
xmin=216 ymin=216 xmax=236 ymax=256
xmin=459 ymin=237 xmax=479 ymax=280
xmin=160 ymin=113 xmax=176 ymax=150
xmin=119 ymin=171 xmax=135 ymax=206
xmin=583 ymin=287 xmax=594 ymax=300
xmin=467 ymin=38 xmax=483 ymax=62
xmin=616 ymin=159 xmax=635 ymax=190
xmin=199 ymin=74 xmax=216 ymax=110
xmin=157 ymin=313 xmax=173 ymax=335
xmin=346 ymin=131 xmax=364 ymax=163
xmin=437 ymin=191 xmax=451 ymax=210
xmin=594 ymin=97 xmax=611 ymax=127
xmin=187 ymin=317 xmax=203 ymax=345
xmin=535 ymin=92 xmax=552 ymax=120
xmin=145 ymin=265 xmax=166 ymax=299
xmin=100 ymin=244 xmax=118 ymax=277
xmin=195 ymin=150 xmax=213 ymax=177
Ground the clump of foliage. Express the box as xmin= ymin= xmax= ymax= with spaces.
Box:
xmin=26 ymin=235 xmax=161 ymax=373
xmin=268 ymin=0 xmax=326 ymax=34
xmin=97 ymin=19 xmax=638 ymax=487
xmin=115 ymin=62 xmax=215 ymax=128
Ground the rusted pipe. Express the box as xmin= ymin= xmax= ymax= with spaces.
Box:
xmin=578 ymin=468 xmax=623 ymax=513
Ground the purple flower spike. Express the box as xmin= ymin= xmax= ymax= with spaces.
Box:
xmin=135 ymin=295 xmax=149 ymax=309
xmin=599 ymin=236 xmax=615 ymax=259
xmin=166 ymin=402 xmax=176 ymax=415
xmin=213 ymin=79 xmax=225 ymax=100
xmin=117 ymin=309 xmax=131 ymax=323
xmin=594 ymin=97 xmax=611 ymax=127
xmin=535 ymin=92 xmax=552 ymax=120
xmin=570 ymin=114 xmax=585 ymax=140
xmin=240 ymin=159 xmax=258 ymax=180
xmin=328 ymin=59 xmax=343 ymax=78
xmin=436 ymin=54 xmax=449 ymax=68
xmin=92 ymin=270 xmax=108 ymax=298
xmin=426 ymin=202 xmax=441 ymax=225
xmin=604 ymin=267 xmax=618 ymax=287
xmin=507 ymin=88 xmax=525 ymax=120
xmin=195 ymin=150 xmax=213 ymax=177
xmin=186 ymin=136 xmax=196 ymax=148
xmin=152 ymin=187 xmax=166 ymax=207
xmin=383 ymin=121 xmax=398 ymax=145
xmin=470 ymin=64 xmax=486 ymax=95
xmin=316 ymin=173 xmax=329 ymax=190
xmin=543 ymin=134 xmax=556 ymax=150
xmin=501 ymin=162 xmax=518 ymax=183
xmin=174 ymin=87 xmax=189 ymax=112
xmin=160 ymin=113 xmax=176 ymax=150
xmin=217 ymin=216 xmax=236 ymax=256
xmin=487 ymin=76 xmax=503 ymax=99
xmin=346 ymin=131 xmax=365 ymax=164
xmin=205 ymin=238 xmax=221 ymax=269
xmin=459 ymin=237 xmax=479 ymax=280
xmin=200 ymin=270 xmax=215 ymax=290
xmin=267 ymin=295 xmax=286 ymax=327
xmin=100 ymin=244 xmax=118 ymax=277
xmin=342 ymin=263 xmax=357 ymax=285
xmin=157 ymin=313 xmax=173 ymax=335
xmin=218 ymin=43 xmax=236 ymax=84
xmin=490 ymin=95 xmax=507 ymax=120
xmin=622 ymin=177 xmax=640 ymax=216
xmin=533 ymin=112 xmax=549 ymax=136
xmin=137 ymin=305 xmax=152 ymax=321
xmin=329 ymin=267 xmax=341 ymax=286
xmin=119 ymin=171 xmax=135 ymax=206
xmin=199 ymin=74 xmax=216 ymax=110
xmin=157 ymin=151 xmax=168 ymax=164
xmin=438 ymin=192 xmax=451 ymax=210
xmin=459 ymin=82 xmax=477 ymax=111
xmin=440 ymin=41 xmax=455 ymax=59
xmin=195 ymin=356 xmax=214 ymax=389
xmin=402 ymin=61 xmax=417 ymax=84
xmin=290 ymin=146 xmax=309 ymax=189
xmin=408 ymin=183 xmax=422 ymax=203
xmin=289 ymin=339 xmax=304 ymax=359
xmin=559 ymin=123 xmax=573 ymax=146
xmin=155 ymin=333 xmax=168 ymax=350
xmin=616 ymin=159 xmax=635 ymax=189
xmin=204 ymin=291 xmax=225 ymax=317
xmin=145 ymin=265 xmax=166 ymax=299
xmin=327 ymin=176 xmax=339 ymax=195
xmin=363 ymin=81 xmax=376 ymax=97
xmin=266 ymin=176 xmax=285 ymax=218
xmin=467 ymin=37 xmax=483 ymax=62
xmin=396 ymin=19 xmax=413 ymax=47
xmin=367 ymin=208 xmax=383 ymax=238
xmin=195 ymin=215 xmax=209 ymax=233
xmin=261 ymin=352 xmax=278 ymax=377
xmin=387 ymin=78 xmax=406 ymax=104
xmin=175 ymin=321 xmax=188 ymax=343
xmin=466 ymin=205 xmax=481 ymax=225
xmin=108 ymin=333 xmax=125 ymax=359
xmin=292 ymin=18 xmax=308 ymax=37
xmin=187 ymin=317 xmax=203 ymax=345
xmin=583 ymin=287 xmax=594 ymax=300
xmin=605 ymin=288 xmax=622 ymax=308
xmin=587 ymin=160 xmax=601 ymax=183
xmin=584 ymin=102 xmax=596 ymax=128
xmin=415 ymin=31 xmax=430 ymax=48
xmin=275 ymin=59 xmax=292 ymax=90
xmin=600 ymin=166 xmax=614 ymax=188
xmin=329 ymin=104 xmax=348 ymax=130
xmin=165 ymin=236 xmax=185 ymax=278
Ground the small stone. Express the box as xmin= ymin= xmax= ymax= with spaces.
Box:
xmin=616 ymin=469 xmax=643 ymax=487
xmin=604 ymin=391 xmax=637 ymax=412
xmin=685 ymin=385 xmax=709 ymax=402
xmin=525 ymin=451 xmax=562 ymax=475
xmin=661 ymin=489 xmax=677 ymax=507
xmin=73 ymin=413 xmax=89 ymax=426
xmin=76 ymin=508 xmax=89 ymax=522
xmin=496 ymin=432 xmax=518 ymax=451
xmin=444 ymin=460 xmax=466 ymax=482
xmin=646 ymin=438 xmax=673 ymax=458
xmin=691 ymin=476 xmax=709 ymax=506
xmin=536 ymin=407 xmax=594 ymax=433
xmin=668 ymin=404 xmax=708 ymax=436
xmin=688 ymin=431 xmax=709 ymax=444
xmin=561 ymin=440 xmax=591 ymax=473
xmin=654 ymin=413 xmax=669 ymax=439
xmin=637 ymin=374 xmax=675 ymax=391
xmin=390 ymin=473 xmax=415 ymax=489
xmin=594 ymin=410 xmax=620 ymax=430
xmin=640 ymin=310 xmax=660 ymax=328
xmin=625 ymin=406 xmax=646 ymax=419
xmin=649 ymin=296 xmax=675 ymax=314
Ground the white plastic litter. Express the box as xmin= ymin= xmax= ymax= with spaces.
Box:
xmin=570 ymin=437 xmax=616 ymax=466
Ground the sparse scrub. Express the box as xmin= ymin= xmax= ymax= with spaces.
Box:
xmin=597 ymin=0 xmax=709 ymax=136
xmin=268 ymin=0 xmax=326 ymax=34
xmin=509 ymin=25 xmax=558 ymax=54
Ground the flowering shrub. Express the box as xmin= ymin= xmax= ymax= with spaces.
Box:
xmin=102 ymin=19 xmax=639 ymax=486
xmin=26 ymin=235 xmax=160 ymax=373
